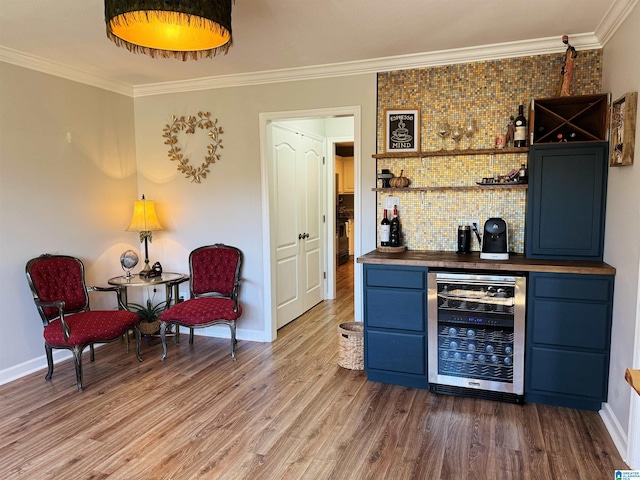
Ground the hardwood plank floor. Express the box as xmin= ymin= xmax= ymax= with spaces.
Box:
xmin=0 ymin=259 xmax=628 ymax=479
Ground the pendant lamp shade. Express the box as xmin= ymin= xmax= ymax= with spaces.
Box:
xmin=105 ymin=0 xmax=232 ymax=60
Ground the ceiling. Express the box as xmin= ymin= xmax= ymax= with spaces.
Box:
xmin=0 ymin=0 xmax=637 ymax=96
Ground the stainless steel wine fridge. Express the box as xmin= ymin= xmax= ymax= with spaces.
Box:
xmin=427 ymin=271 xmax=526 ymax=403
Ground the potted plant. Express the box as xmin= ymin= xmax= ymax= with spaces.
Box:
xmin=128 ymin=298 xmax=167 ymax=335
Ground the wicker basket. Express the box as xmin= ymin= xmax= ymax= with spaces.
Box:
xmin=338 ymin=322 xmax=364 ymax=370
xmin=139 ymin=320 xmax=160 ymax=335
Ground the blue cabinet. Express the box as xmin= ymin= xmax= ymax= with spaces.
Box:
xmin=526 ymin=143 xmax=608 ymax=261
xmin=525 ymin=272 xmax=614 ymax=410
xmin=363 ymin=264 xmax=428 ymax=388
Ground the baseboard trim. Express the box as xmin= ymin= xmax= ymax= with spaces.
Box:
xmin=600 ymin=401 xmax=629 ymax=465
xmin=0 ymin=328 xmax=269 ymax=387
xmin=0 ymin=349 xmax=72 ymax=387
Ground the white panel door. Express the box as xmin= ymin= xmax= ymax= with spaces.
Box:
xmin=301 ymin=134 xmax=324 ymax=312
xmin=271 ymin=124 xmax=325 ymax=328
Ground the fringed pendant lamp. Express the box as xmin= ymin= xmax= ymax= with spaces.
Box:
xmin=105 ymin=0 xmax=232 ymax=60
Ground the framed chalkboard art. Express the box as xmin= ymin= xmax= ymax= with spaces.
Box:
xmin=384 ymin=109 xmax=420 ymax=153
xmin=609 ymin=91 xmax=637 ymax=167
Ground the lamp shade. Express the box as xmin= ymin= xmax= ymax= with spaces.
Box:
xmin=105 ymin=0 xmax=233 ymax=60
xmin=126 ymin=197 xmax=163 ymax=232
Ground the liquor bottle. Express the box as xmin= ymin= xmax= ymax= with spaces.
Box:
xmin=514 ymin=104 xmax=527 ymax=147
xmin=518 ymin=163 xmax=528 ymax=184
xmin=380 ymin=209 xmax=390 ymax=246
xmin=390 ymin=205 xmax=401 ymax=247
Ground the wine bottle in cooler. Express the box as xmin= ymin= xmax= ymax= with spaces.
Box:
xmin=514 ymin=104 xmax=527 ymax=147
xmin=380 ymin=209 xmax=390 ymax=246
xmin=390 ymin=205 xmax=401 ymax=247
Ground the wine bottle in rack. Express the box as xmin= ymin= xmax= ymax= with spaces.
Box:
xmin=380 ymin=209 xmax=390 ymax=246
xmin=514 ymin=104 xmax=527 ymax=148
xmin=390 ymin=205 xmax=401 ymax=247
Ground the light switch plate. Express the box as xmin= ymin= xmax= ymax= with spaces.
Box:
xmin=386 ymin=196 xmax=400 ymax=210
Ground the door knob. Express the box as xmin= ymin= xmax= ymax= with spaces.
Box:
xmin=298 ymin=233 xmax=303 ymax=239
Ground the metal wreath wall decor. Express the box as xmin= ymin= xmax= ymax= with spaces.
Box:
xmin=162 ymin=111 xmax=223 ymax=183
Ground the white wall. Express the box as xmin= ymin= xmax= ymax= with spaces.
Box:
xmin=602 ymin=3 xmax=640 ymax=463
xmin=132 ymin=75 xmax=377 ymax=341
xmin=0 ymin=63 xmax=138 ymax=381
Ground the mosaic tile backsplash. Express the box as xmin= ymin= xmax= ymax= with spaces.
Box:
xmin=376 ymin=50 xmax=603 ymax=253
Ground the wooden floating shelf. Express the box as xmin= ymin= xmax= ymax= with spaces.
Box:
xmin=373 ymin=184 xmax=528 ymax=192
xmin=372 ymin=147 xmax=529 ymax=159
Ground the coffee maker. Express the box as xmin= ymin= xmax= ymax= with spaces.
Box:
xmin=480 ymin=217 xmax=509 ymax=260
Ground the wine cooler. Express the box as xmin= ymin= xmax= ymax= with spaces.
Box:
xmin=427 ymin=271 xmax=526 ymax=403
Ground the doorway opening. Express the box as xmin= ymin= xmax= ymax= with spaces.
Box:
xmin=259 ymin=106 xmax=361 ymax=341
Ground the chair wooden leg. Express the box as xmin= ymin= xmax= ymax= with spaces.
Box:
xmin=160 ymin=321 xmax=168 ymax=361
xmin=89 ymin=344 xmax=95 ymax=362
xmin=125 ymin=330 xmax=130 ymax=353
xmin=229 ymin=321 xmax=237 ymax=361
xmin=134 ymin=325 xmax=142 ymax=362
xmin=45 ymin=344 xmax=54 ymax=381
xmin=73 ymin=346 xmax=84 ymax=391
xmin=189 ymin=328 xmax=194 ymax=345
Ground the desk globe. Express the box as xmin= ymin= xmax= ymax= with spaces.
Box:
xmin=120 ymin=249 xmax=139 ymax=278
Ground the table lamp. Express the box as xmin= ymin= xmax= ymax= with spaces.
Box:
xmin=126 ymin=194 xmax=163 ymax=277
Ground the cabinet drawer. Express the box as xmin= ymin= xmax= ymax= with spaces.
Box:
xmin=526 ymin=347 xmax=607 ymax=400
xmin=529 ymin=300 xmax=611 ymax=350
xmin=365 ymin=265 xmax=426 ymax=289
xmin=529 ymin=273 xmax=613 ymax=302
xmin=366 ymin=330 xmax=425 ymax=375
xmin=365 ymin=288 xmax=426 ymax=331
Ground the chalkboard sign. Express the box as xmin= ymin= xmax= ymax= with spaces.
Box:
xmin=385 ymin=109 xmax=420 ymax=152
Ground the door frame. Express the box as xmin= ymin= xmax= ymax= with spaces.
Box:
xmin=259 ymin=106 xmax=361 ymax=341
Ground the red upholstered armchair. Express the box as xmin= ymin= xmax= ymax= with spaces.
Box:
xmin=25 ymin=254 xmax=142 ymax=391
xmin=159 ymin=244 xmax=243 ymax=360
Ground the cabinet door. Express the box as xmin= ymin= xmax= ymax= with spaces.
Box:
xmin=335 ymin=155 xmax=344 ymax=193
xmin=526 ymin=143 xmax=608 ymax=260
xmin=525 ymin=272 xmax=614 ymax=410
xmin=343 ymin=156 xmax=354 ymax=193
xmin=363 ymin=265 xmax=429 ymax=389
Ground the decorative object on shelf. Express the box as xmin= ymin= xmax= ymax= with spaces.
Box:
xmin=126 ymin=194 xmax=163 ymax=276
xmin=464 ymin=118 xmax=477 ymax=149
xmin=384 ymin=109 xmax=419 ymax=153
xmin=104 ymin=0 xmax=233 ymax=61
xmin=609 ymin=91 xmax=637 ymax=167
xmin=163 ymin=111 xmax=223 ymax=183
xmin=557 ymin=35 xmax=578 ymax=97
xmin=389 ymin=170 xmax=410 ymax=188
xmin=477 ymin=167 xmax=521 ymax=186
xmin=451 ymin=124 xmax=463 ymax=150
xmin=377 ymin=169 xmax=394 ymax=188
xmin=436 ymin=120 xmax=451 ymax=150
xmin=120 ymin=249 xmax=139 ymax=279
xmin=505 ymin=117 xmax=515 ymax=147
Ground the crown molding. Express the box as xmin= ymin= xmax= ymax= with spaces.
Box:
xmin=133 ymin=34 xmax=602 ymax=97
xmin=0 ymin=46 xmax=134 ymax=97
xmin=0 ymin=29 xmax=613 ymax=99
xmin=596 ymin=0 xmax=639 ymax=45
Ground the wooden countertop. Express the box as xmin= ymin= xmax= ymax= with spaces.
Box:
xmin=357 ymin=250 xmax=616 ymax=275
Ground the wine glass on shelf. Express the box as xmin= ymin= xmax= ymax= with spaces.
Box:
xmin=451 ymin=124 xmax=463 ymax=150
xmin=436 ymin=121 xmax=450 ymax=150
xmin=464 ymin=118 xmax=477 ymax=149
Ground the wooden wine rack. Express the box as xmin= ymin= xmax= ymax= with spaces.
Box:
xmin=530 ymin=94 xmax=610 ymax=144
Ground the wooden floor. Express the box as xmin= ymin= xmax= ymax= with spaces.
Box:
xmin=0 ymin=259 xmax=628 ymax=479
